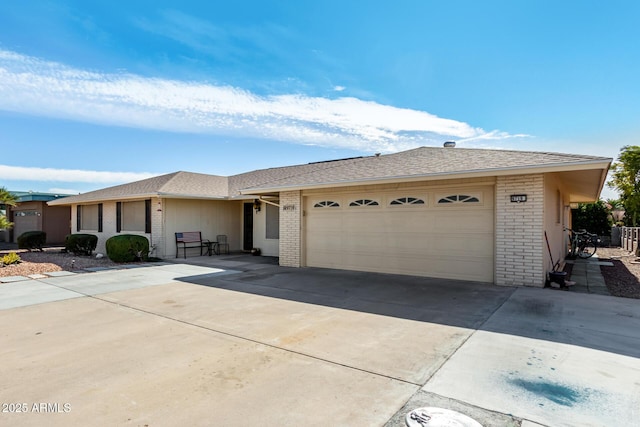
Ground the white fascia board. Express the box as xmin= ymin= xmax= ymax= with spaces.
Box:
xmin=155 ymin=193 xmax=228 ymax=200
xmin=48 ymin=192 xmax=229 ymax=206
xmin=47 ymin=193 xmax=159 ymax=206
xmin=239 ymin=159 xmax=612 ymax=195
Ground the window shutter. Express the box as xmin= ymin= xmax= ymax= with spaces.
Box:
xmin=98 ymin=203 xmax=103 ymax=232
xmin=76 ymin=206 xmax=81 ymax=231
xmin=116 ymin=202 xmax=122 ymax=233
xmin=145 ymin=199 xmax=151 ymax=234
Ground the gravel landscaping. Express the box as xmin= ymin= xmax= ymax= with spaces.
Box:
xmin=2 ymin=244 xmax=640 ymax=299
xmin=0 ymin=246 xmax=119 ymax=277
xmin=596 ymin=247 xmax=640 ymax=299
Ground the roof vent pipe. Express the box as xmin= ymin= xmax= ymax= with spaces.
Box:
xmin=443 ymin=141 xmax=456 ymax=148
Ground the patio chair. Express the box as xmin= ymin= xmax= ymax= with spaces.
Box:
xmin=216 ymin=235 xmax=230 ymax=255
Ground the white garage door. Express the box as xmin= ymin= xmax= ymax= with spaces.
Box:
xmin=304 ymin=187 xmax=494 ymax=282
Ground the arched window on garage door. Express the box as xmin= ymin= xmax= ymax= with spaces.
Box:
xmin=437 ymin=195 xmax=480 ymax=204
xmin=389 ymin=197 xmax=425 ymax=206
xmin=349 ymin=199 xmax=379 ymax=207
xmin=313 ymin=201 xmax=340 ymax=208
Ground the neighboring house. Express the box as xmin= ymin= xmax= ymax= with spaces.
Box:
xmin=48 ymin=146 xmax=611 ymax=287
xmin=3 ymin=192 xmax=72 ymax=244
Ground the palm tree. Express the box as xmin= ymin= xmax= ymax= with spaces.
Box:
xmin=0 ymin=187 xmax=18 ymax=230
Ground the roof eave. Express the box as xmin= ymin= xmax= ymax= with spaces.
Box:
xmin=48 ymin=192 xmax=229 ymax=206
xmin=156 ymin=192 xmax=228 ymax=200
xmin=239 ymin=160 xmax=613 ymax=195
xmin=48 ymin=193 xmax=159 ymax=206
xmin=566 ymin=162 xmax=612 ymax=203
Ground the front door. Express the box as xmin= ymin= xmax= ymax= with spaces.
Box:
xmin=243 ymin=203 xmax=253 ymax=251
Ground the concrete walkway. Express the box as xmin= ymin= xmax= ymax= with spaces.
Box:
xmin=1 ymin=256 xmax=639 ymax=426
xmin=565 ymin=254 xmax=613 ymax=295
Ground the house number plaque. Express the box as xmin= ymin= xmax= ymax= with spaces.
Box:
xmin=510 ymin=194 xmax=527 ymax=203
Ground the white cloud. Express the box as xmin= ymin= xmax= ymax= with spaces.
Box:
xmin=333 ymin=85 xmax=346 ymax=92
xmin=0 ymin=49 xmax=527 ymax=152
xmin=0 ymin=164 xmax=155 ymax=184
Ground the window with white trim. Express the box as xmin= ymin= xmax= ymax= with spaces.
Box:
xmin=313 ymin=201 xmax=340 ymax=208
xmin=389 ymin=197 xmax=425 ymax=206
xmin=349 ymin=199 xmax=379 ymax=207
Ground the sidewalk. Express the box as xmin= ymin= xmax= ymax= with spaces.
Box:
xmin=565 ymin=254 xmax=613 ymax=295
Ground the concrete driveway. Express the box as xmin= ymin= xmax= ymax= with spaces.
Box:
xmin=0 ymin=259 xmax=638 ymax=426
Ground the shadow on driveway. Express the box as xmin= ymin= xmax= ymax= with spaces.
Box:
xmin=176 ymin=263 xmax=640 ymax=359
xmin=177 ymin=265 xmax=514 ymax=330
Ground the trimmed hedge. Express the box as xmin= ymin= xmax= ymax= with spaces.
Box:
xmin=105 ymin=234 xmax=149 ymax=263
xmin=17 ymin=231 xmax=46 ymax=251
xmin=65 ymin=234 xmax=98 ymax=256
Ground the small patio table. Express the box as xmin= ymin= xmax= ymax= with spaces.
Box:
xmin=205 ymin=240 xmax=219 ymax=256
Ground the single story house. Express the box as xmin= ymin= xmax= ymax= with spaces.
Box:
xmin=48 ymin=146 xmax=611 ymax=287
xmin=2 ymin=191 xmax=71 ymax=244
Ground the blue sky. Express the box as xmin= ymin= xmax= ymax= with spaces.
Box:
xmin=0 ymin=1 xmax=635 ymax=200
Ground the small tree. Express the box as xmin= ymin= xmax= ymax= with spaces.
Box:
xmin=605 ymin=198 xmax=625 ymax=226
xmin=571 ymin=201 xmax=611 ymax=235
xmin=608 ymin=145 xmax=640 ymax=226
xmin=0 ymin=187 xmax=18 ymax=230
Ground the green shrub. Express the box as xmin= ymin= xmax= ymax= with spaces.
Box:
xmin=17 ymin=231 xmax=46 ymax=251
xmin=571 ymin=201 xmax=612 ymax=236
xmin=1 ymin=252 xmax=21 ymax=265
xmin=65 ymin=234 xmax=98 ymax=255
xmin=105 ymin=234 xmax=149 ymax=263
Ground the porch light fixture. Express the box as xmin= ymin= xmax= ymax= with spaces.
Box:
xmin=253 ymin=199 xmax=261 ymax=213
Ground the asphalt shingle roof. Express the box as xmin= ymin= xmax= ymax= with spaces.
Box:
xmin=237 ymin=147 xmax=611 ymax=192
xmin=49 ymin=171 xmax=228 ymax=205
xmin=49 ymin=146 xmax=611 ymax=205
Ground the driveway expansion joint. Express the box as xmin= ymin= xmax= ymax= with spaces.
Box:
xmin=41 ymin=277 xmax=424 ymax=388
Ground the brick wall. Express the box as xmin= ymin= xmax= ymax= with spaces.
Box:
xmin=495 ymin=174 xmax=545 ymax=287
xmin=279 ymin=190 xmax=301 ymax=267
xmin=72 ymin=201 xmax=151 ymax=256
xmin=150 ymin=197 xmax=164 ymax=257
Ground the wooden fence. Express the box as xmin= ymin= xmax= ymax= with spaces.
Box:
xmin=621 ymin=227 xmax=640 ymax=252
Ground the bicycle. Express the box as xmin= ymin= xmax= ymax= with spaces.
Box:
xmin=564 ymin=227 xmax=599 ymax=259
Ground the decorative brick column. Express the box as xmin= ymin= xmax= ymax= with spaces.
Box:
xmin=151 ymin=197 xmax=165 ymax=258
xmin=279 ymin=190 xmax=302 ymax=267
xmin=495 ymin=174 xmax=545 ymax=287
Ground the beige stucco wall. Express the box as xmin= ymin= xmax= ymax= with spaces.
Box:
xmin=495 ymin=174 xmax=545 ymax=287
xmin=163 ymin=198 xmax=241 ymax=258
xmin=543 ymin=173 xmax=570 ymax=274
xmin=43 ymin=205 xmax=71 ymax=244
xmin=252 ymin=204 xmax=280 ymax=257
xmin=71 ymin=198 xmax=241 ymax=258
